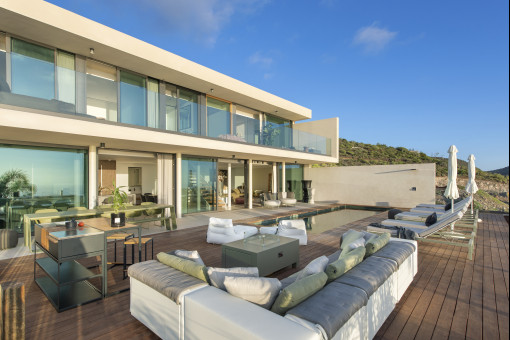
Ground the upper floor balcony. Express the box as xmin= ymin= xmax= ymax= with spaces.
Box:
xmin=0 ymin=49 xmax=332 ymax=157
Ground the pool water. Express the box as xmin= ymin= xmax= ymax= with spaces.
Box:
xmin=258 ymin=208 xmax=382 ymax=235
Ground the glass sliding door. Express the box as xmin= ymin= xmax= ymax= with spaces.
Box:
xmin=284 ymin=164 xmax=304 ymax=201
xmin=0 ymin=144 xmax=87 ymax=233
xmin=11 ymin=38 xmax=55 ymax=100
xmin=233 ymin=105 xmax=260 ymax=144
xmin=181 ymin=157 xmax=217 ymax=214
xmin=164 ymin=83 xmax=178 ymax=131
xmin=178 ymin=88 xmax=199 ymax=134
xmin=207 ymin=97 xmax=230 ymax=138
xmin=120 ymin=70 xmax=147 ymax=126
xmin=86 ymin=60 xmax=118 ymax=121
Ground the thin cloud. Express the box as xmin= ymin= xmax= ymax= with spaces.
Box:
xmin=119 ymin=0 xmax=269 ymax=47
xmin=353 ymin=23 xmax=398 ymax=54
xmin=249 ymin=51 xmax=274 ymax=67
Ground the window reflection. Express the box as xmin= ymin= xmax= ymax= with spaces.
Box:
xmin=179 ymin=88 xmax=198 ymax=134
xmin=0 ymin=144 xmax=87 ymax=233
xmin=120 ymin=70 xmax=146 ymax=126
xmin=207 ymin=97 xmax=230 ymax=138
xmin=11 ymin=38 xmax=55 ymax=100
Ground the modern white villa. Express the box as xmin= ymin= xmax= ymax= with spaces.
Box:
xmin=0 ymin=0 xmax=339 ymax=233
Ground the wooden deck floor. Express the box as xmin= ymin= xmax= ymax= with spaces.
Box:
xmin=0 ymin=210 xmax=508 ymax=339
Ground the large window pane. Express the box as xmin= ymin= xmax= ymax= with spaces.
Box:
xmin=86 ymin=60 xmax=117 ymax=121
xmin=234 ymin=105 xmax=260 ymax=144
xmin=181 ymin=157 xmax=216 ymax=214
xmin=179 ymin=88 xmax=198 ymax=134
xmin=120 ymin=70 xmax=146 ymax=126
xmin=11 ymin=38 xmax=55 ymax=100
xmin=0 ymin=144 xmax=87 ymax=233
xmin=164 ymin=83 xmax=178 ymax=131
xmin=56 ymin=50 xmax=75 ymax=104
xmin=207 ymin=97 xmax=230 ymax=138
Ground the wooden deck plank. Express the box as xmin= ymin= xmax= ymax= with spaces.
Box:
xmin=0 ymin=210 xmax=508 ymax=340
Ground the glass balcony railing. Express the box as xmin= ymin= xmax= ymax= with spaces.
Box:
xmin=0 ymin=52 xmax=331 ymax=156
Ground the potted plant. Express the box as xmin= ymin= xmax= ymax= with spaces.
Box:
xmin=111 ymin=182 xmax=128 ymax=227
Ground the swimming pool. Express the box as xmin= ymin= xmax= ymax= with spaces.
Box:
xmin=257 ymin=206 xmax=386 ymax=234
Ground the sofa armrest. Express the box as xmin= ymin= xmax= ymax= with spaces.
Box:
xmin=183 ymin=286 xmax=322 ymax=340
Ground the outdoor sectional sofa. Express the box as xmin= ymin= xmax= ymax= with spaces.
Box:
xmin=128 ymin=234 xmax=417 ymax=340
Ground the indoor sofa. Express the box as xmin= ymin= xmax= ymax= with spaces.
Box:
xmin=128 ymin=232 xmax=417 ymax=340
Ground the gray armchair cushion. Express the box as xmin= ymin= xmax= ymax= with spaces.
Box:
xmin=334 ymin=256 xmax=397 ymax=298
xmin=287 ymin=282 xmax=368 ymax=339
xmin=128 ymin=260 xmax=208 ymax=304
xmin=372 ymin=241 xmax=415 ymax=267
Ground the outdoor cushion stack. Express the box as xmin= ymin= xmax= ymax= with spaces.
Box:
xmin=128 ymin=229 xmax=417 ymax=340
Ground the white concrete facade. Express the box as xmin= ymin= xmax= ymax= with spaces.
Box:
xmin=304 ymin=163 xmax=436 ymax=209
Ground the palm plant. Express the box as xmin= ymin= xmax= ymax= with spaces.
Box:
xmin=0 ymin=169 xmax=35 ymax=198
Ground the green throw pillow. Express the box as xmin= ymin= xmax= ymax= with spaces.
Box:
xmin=340 ymin=229 xmax=365 ymax=250
xmin=325 ymin=246 xmax=366 ymax=282
xmin=271 ymin=272 xmax=327 ymax=315
xmin=365 ymin=232 xmax=390 ymax=257
xmin=157 ymin=252 xmax=209 ymax=282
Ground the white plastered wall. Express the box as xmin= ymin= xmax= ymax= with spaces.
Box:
xmin=304 ymin=163 xmax=436 ymax=208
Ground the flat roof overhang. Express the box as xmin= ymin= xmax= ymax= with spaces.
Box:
xmin=0 ymin=106 xmax=337 ymax=165
xmin=0 ymin=0 xmax=311 ymax=122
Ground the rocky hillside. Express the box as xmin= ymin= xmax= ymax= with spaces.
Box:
xmin=489 ymin=166 xmax=509 ymax=176
xmin=314 ymin=138 xmax=509 ymax=212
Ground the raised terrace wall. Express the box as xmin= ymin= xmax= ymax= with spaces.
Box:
xmin=304 ymin=163 xmax=436 ymax=209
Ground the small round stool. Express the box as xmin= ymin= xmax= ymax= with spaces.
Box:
xmin=123 ymin=237 xmax=154 ymax=279
xmin=0 ymin=229 xmax=18 ymax=250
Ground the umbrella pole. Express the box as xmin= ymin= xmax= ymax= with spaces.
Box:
xmin=450 ymin=199 xmax=455 ymax=231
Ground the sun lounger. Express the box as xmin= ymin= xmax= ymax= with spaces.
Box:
xmin=368 ymin=210 xmax=476 ymax=260
xmin=396 ymin=197 xmax=471 ymax=222
xmin=410 ymin=197 xmax=471 ymax=214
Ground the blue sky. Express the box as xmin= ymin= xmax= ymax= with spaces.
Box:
xmin=48 ymin=0 xmax=509 ymax=171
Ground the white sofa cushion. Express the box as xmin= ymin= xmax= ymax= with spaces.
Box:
xmin=208 ymin=225 xmax=236 ymax=236
xmin=295 ymin=256 xmax=329 ymax=282
xmin=174 ymin=250 xmax=205 ymax=265
xmin=207 ymin=267 xmax=259 ymax=291
xmin=224 ymin=276 xmax=281 ymax=309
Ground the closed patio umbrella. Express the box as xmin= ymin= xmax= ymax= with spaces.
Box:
xmin=465 ymin=154 xmax=479 ymax=214
xmin=444 ymin=145 xmax=459 ymax=230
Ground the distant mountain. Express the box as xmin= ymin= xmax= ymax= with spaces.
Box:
xmin=313 ymin=138 xmax=508 ymax=183
xmin=489 ymin=166 xmax=509 ymax=176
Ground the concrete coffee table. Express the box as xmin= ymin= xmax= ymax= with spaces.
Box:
xmin=221 ymin=234 xmax=299 ymax=276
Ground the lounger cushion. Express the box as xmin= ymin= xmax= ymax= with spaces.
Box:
xmin=157 ymin=252 xmax=209 ymax=282
xmin=286 ymin=281 xmax=368 ymax=339
xmin=365 ymin=232 xmax=390 ymax=257
xmin=207 ymin=267 xmax=259 ymax=291
xmin=271 ymin=272 xmax=328 ymax=315
xmin=128 ymin=260 xmax=207 ymax=304
xmin=388 ymin=209 xmax=403 ymax=219
xmin=372 ymin=241 xmax=416 ymax=267
xmin=425 ymin=212 xmax=437 ymax=226
xmin=334 ymin=256 xmax=397 ymax=298
xmin=326 ymin=246 xmax=365 ymax=281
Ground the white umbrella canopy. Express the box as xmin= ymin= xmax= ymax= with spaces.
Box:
xmin=444 ymin=145 xmax=460 ymax=202
xmin=465 ymin=154 xmax=479 ymax=214
xmin=444 ymin=145 xmax=459 ymax=231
